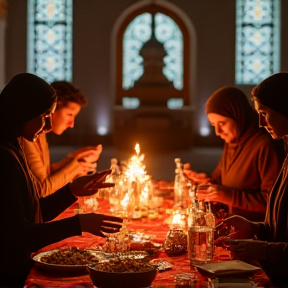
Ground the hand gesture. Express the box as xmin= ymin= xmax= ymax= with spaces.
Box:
xmin=71 ymin=157 xmax=97 ymax=177
xmin=78 ymin=213 xmax=123 ymax=237
xmin=69 ymin=169 xmax=114 ymax=197
xmin=183 ymin=163 xmax=209 ymax=183
xmin=75 ymin=144 xmax=102 ymax=164
xmin=229 ymin=239 xmax=268 ymax=260
xmin=196 ymin=183 xmax=229 ymax=203
xmin=66 ymin=145 xmax=103 ymax=177
xmin=216 ymin=215 xmax=259 ymax=239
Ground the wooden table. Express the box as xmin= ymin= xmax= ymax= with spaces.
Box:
xmin=24 ymin=197 xmax=273 ymax=288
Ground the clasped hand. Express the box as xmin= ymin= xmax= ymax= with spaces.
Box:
xmin=214 ymin=216 xmax=265 ymax=260
xmin=69 ymin=169 xmax=114 ymax=197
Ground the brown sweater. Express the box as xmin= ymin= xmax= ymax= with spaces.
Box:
xmin=211 ymin=129 xmax=285 ymax=221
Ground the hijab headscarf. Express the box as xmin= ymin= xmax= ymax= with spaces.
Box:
xmin=206 ymin=86 xmax=259 ymax=144
xmin=252 ymin=72 xmax=288 ymax=119
xmin=0 ymin=73 xmax=57 ymax=133
xmin=0 ymin=73 xmax=56 ymax=224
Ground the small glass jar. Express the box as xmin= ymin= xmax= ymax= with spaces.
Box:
xmin=163 ymin=228 xmax=187 ymax=256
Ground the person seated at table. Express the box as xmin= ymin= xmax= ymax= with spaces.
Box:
xmin=21 ymin=80 xmax=102 ymax=197
xmin=217 ymin=72 xmax=288 ymax=288
xmin=184 ymin=86 xmax=285 ymax=221
xmin=0 ymin=73 xmax=123 ymax=288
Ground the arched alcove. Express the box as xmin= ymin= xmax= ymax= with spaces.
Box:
xmin=111 ymin=0 xmax=197 ymax=151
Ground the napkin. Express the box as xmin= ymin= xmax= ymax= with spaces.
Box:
xmin=193 ymin=260 xmax=261 ymax=278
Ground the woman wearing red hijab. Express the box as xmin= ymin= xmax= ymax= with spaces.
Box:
xmin=185 ymin=86 xmax=285 ymax=221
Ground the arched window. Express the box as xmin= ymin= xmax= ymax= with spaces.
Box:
xmin=116 ymin=4 xmax=192 ymax=109
xmin=235 ymin=0 xmax=280 ymax=85
xmin=27 ymin=0 xmax=73 ymax=83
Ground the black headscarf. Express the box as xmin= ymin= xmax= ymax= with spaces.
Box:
xmin=206 ymin=86 xmax=259 ymax=143
xmin=252 ymin=72 xmax=288 ymax=119
xmin=0 ymin=73 xmax=57 ymax=224
xmin=0 ymin=73 xmax=57 ymax=132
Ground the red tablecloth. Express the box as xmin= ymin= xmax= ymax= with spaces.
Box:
xmin=25 ymin=198 xmax=273 ymax=288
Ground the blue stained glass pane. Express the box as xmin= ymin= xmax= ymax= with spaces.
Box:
xmin=167 ymin=98 xmax=183 ymax=109
xmin=122 ymin=97 xmax=140 ymax=109
xmin=27 ymin=0 xmax=73 ymax=83
xmin=123 ymin=12 xmax=183 ymax=90
xmin=155 ymin=13 xmax=183 ymax=90
xmin=123 ymin=13 xmax=152 ymax=90
xmin=235 ymin=0 xmax=280 ymax=85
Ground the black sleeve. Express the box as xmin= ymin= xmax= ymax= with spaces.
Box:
xmin=39 ymin=184 xmax=77 ymax=222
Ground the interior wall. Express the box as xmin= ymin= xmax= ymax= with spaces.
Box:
xmin=4 ymin=0 xmax=288 ymax=149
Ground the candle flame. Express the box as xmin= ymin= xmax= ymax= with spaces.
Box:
xmin=135 ymin=143 xmax=140 ymax=156
xmin=125 ymin=143 xmax=146 ymax=181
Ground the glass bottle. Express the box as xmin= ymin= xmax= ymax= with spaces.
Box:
xmin=187 ymin=200 xmax=214 ymax=265
xmin=174 ymin=158 xmax=187 ymax=208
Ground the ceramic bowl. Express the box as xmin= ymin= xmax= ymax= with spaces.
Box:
xmin=88 ymin=262 xmax=158 ymax=288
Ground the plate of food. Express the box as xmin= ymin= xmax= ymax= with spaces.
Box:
xmin=32 ymin=247 xmax=107 ymax=274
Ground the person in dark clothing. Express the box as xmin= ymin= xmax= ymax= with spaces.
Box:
xmin=0 ymin=73 xmax=123 ymax=287
xmin=184 ymin=86 xmax=285 ymax=221
xmin=216 ymin=72 xmax=288 ymax=287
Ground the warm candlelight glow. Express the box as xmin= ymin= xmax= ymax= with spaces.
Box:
xmin=135 ymin=143 xmax=140 ymax=156
xmin=107 ymin=143 xmax=155 ymax=219
xmin=125 ymin=143 xmax=146 ymax=182
xmin=121 ymin=192 xmax=130 ymax=208
xmin=169 ymin=210 xmax=187 ymax=229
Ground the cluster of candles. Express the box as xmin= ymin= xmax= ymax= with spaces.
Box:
xmin=108 ymin=143 xmax=159 ymax=220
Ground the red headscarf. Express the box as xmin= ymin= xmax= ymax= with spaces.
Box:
xmin=206 ymin=86 xmax=259 ymax=144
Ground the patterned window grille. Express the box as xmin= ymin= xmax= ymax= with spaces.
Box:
xmin=122 ymin=12 xmax=183 ymax=91
xmin=235 ymin=0 xmax=280 ymax=85
xmin=27 ymin=0 xmax=73 ymax=83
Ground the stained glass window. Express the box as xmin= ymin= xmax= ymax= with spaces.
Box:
xmin=235 ymin=0 xmax=280 ymax=85
xmin=27 ymin=0 xmax=73 ymax=83
xmin=123 ymin=12 xmax=183 ymax=91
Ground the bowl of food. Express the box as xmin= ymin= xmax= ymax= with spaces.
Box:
xmin=88 ymin=257 xmax=158 ymax=288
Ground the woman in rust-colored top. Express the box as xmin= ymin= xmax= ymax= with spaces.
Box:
xmin=186 ymin=87 xmax=285 ymax=221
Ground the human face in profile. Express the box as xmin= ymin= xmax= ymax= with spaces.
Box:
xmin=207 ymin=113 xmax=240 ymax=144
xmin=51 ymin=101 xmax=81 ymax=135
xmin=253 ymin=97 xmax=288 ymax=139
xmin=21 ymin=102 xmax=57 ymax=142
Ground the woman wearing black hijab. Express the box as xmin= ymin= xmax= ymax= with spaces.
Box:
xmin=185 ymin=86 xmax=285 ymax=221
xmin=217 ymin=73 xmax=288 ymax=287
xmin=0 ymin=73 xmax=122 ymax=287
